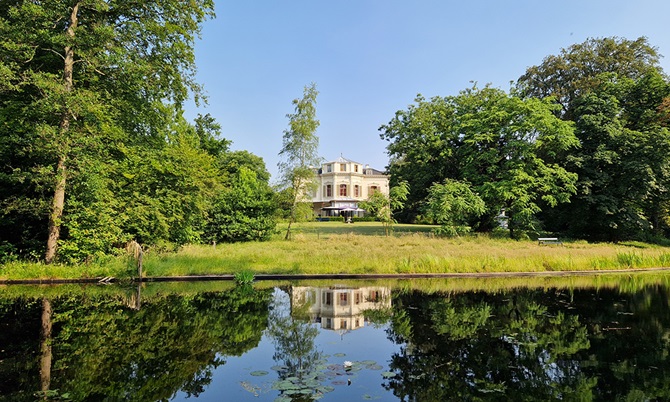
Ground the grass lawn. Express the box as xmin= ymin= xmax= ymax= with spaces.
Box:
xmin=2 ymin=221 xmax=670 ymax=281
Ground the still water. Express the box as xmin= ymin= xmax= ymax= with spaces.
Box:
xmin=2 ymin=275 xmax=670 ymax=401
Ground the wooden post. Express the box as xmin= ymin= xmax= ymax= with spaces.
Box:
xmin=127 ymin=240 xmax=143 ymax=281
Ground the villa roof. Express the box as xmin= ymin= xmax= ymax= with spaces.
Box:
xmin=330 ymin=155 xmax=359 ymax=164
xmin=319 ymin=155 xmax=387 ymax=175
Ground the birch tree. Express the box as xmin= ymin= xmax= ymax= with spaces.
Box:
xmin=277 ymin=83 xmax=321 ymax=240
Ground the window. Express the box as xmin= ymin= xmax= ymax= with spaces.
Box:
xmin=368 ymin=290 xmax=381 ymax=302
xmin=354 ymin=185 xmax=360 ymax=197
xmin=340 ymin=319 xmax=348 ymax=329
xmin=354 ymin=292 xmax=362 ymax=305
xmin=369 ymin=186 xmax=379 ymax=195
xmin=326 ymin=184 xmax=332 ymax=197
xmin=354 ymin=164 xmax=359 ymax=173
xmin=326 ymin=164 xmax=332 ymax=173
xmin=339 ymin=292 xmax=348 ymax=306
xmin=340 ymin=163 xmax=346 ymax=172
xmin=339 ymin=184 xmax=347 ymax=197
xmin=323 ymin=292 xmax=332 ymax=306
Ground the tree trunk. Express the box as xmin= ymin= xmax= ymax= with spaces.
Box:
xmin=45 ymin=156 xmax=66 ymax=264
xmin=39 ymin=298 xmax=53 ymax=396
xmin=285 ymin=177 xmax=302 ymax=240
xmin=45 ymin=3 xmax=79 ymax=263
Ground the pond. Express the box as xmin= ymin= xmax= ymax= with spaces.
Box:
xmin=2 ymin=274 xmax=670 ymax=401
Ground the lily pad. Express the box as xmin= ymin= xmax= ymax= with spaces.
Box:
xmin=333 ymin=353 xmax=347 ymax=357
xmin=381 ymin=371 xmax=397 ymax=379
xmin=250 ymin=370 xmax=269 ymax=377
xmin=273 ymin=380 xmax=301 ymax=391
xmin=317 ymin=385 xmax=335 ymax=393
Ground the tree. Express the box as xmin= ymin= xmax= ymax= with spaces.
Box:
xmin=204 ymin=165 xmax=277 ymax=243
xmin=425 ymin=179 xmax=486 ymax=237
xmin=380 ymin=86 xmax=579 ymax=237
xmin=110 ymin=115 xmax=220 ymax=248
xmin=360 ymin=181 xmax=409 ymax=236
xmin=277 ymin=83 xmax=321 ymax=240
xmin=545 ymin=73 xmax=670 ymax=240
xmin=0 ymin=1 xmax=214 ymax=263
xmin=518 ymin=37 xmax=670 ymax=241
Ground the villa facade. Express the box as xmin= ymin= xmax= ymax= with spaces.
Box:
xmin=311 ymin=156 xmax=389 ymax=217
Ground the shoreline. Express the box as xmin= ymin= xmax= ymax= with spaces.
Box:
xmin=3 ymin=266 xmax=670 ymax=285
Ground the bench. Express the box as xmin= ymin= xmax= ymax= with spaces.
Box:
xmin=538 ymin=237 xmax=562 ymax=245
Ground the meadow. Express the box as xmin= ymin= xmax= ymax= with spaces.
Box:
xmin=2 ymin=222 xmax=670 ymax=281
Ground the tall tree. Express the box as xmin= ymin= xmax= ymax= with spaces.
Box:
xmin=277 ymin=83 xmax=321 ymax=240
xmin=546 ymin=73 xmax=670 ymax=240
xmin=380 ymin=86 xmax=578 ymax=237
xmin=518 ymin=37 xmax=670 ymax=240
xmin=0 ymin=1 xmax=214 ymax=262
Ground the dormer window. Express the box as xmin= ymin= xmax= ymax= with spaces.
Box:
xmin=326 ymin=164 xmax=332 ymax=173
xmin=354 ymin=164 xmax=359 ymax=173
xmin=340 ymin=163 xmax=347 ymax=172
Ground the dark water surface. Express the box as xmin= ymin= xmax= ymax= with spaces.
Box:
xmin=2 ymin=275 xmax=670 ymax=401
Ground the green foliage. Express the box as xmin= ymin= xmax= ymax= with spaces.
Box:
xmin=381 ymin=86 xmax=578 ymax=237
xmin=517 ymin=36 xmax=661 ymax=119
xmin=205 ymin=166 xmax=277 ymax=243
xmin=114 ymin=119 xmax=220 ymax=247
xmin=425 ymin=179 xmax=486 ymax=237
xmin=542 ymin=72 xmax=670 ymax=241
xmin=0 ymin=0 xmax=217 ymax=262
xmin=518 ymin=37 xmax=670 ymax=242
xmin=194 ymin=113 xmax=230 ymax=157
xmin=360 ymin=181 xmax=409 ymax=236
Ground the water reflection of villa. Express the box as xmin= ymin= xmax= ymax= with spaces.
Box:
xmin=290 ymin=286 xmax=391 ymax=334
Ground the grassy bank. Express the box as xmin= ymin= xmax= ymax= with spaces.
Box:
xmin=2 ymin=222 xmax=670 ymax=280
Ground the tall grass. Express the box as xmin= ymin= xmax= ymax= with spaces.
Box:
xmin=2 ymin=222 xmax=670 ymax=280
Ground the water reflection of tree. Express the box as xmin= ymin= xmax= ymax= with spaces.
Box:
xmin=267 ymin=290 xmax=330 ymax=401
xmin=0 ymin=297 xmax=43 ymax=402
xmin=0 ymin=287 xmax=272 ymax=401
xmin=385 ymin=286 xmax=670 ymax=401
xmin=570 ymin=285 xmax=670 ymax=400
xmin=384 ymin=290 xmax=596 ymax=401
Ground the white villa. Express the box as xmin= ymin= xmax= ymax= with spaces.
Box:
xmin=311 ymin=156 xmax=389 ymax=217
xmin=290 ymin=286 xmax=391 ymax=334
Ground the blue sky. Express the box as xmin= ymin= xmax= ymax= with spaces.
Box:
xmin=185 ymin=0 xmax=670 ymax=182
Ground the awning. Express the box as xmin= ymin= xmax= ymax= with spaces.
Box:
xmin=341 ymin=207 xmax=366 ymax=212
